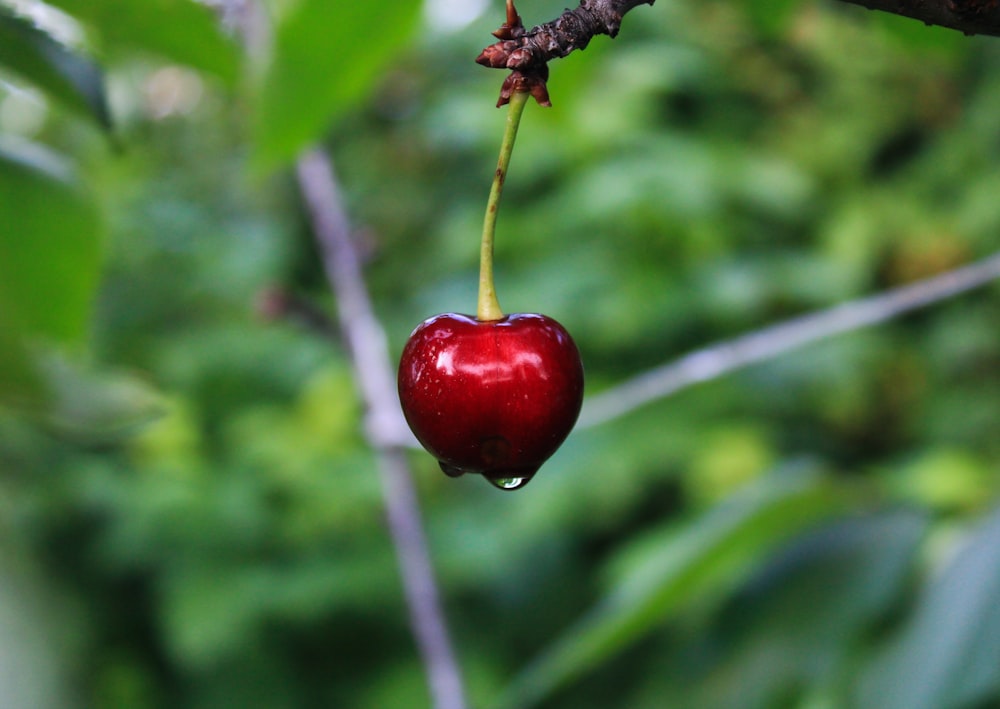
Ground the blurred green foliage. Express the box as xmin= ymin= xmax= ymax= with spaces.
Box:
xmin=1 ymin=0 xmax=999 ymax=708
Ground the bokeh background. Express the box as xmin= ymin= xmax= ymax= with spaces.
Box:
xmin=2 ymin=0 xmax=1000 ymax=707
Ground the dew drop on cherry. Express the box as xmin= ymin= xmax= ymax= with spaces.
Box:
xmin=439 ymin=462 xmax=466 ymax=478
xmin=488 ymin=476 xmax=530 ymax=491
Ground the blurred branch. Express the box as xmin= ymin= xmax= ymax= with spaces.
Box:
xmin=579 ymin=251 xmax=1000 ymax=429
xmin=836 ymin=0 xmax=1000 ymax=37
xmin=295 ymin=149 xmax=467 ymax=709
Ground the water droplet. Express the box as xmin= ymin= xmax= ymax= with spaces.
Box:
xmin=487 ymin=476 xmax=529 ymax=491
xmin=439 ymin=461 xmax=466 ymax=478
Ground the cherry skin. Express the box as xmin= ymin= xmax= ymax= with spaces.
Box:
xmin=398 ymin=313 xmax=584 ymax=490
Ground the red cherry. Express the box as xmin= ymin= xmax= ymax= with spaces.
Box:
xmin=398 ymin=313 xmax=584 ymax=490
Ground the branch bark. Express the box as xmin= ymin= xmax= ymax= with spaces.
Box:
xmin=477 ymin=0 xmax=1000 ymax=91
xmin=837 ymin=0 xmax=1000 ymax=37
xmin=477 ymin=0 xmax=655 ymax=105
xmin=477 ymin=0 xmax=655 ymax=71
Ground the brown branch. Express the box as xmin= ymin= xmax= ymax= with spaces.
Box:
xmin=836 ymin=0 xmax=1000 ymax=37
xmin=477 ymin=0 xmax=656 ymax=105
xmin=477 ymin=0 xmax=655 ymax=69
xmin=476 ymin=0 xmax=1000 ymax=103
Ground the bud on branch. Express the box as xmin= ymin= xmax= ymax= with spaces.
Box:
xmin=476 ymin=0 xmax=655 ymax=106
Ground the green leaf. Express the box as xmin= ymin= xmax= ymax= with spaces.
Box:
xmin=42 ymin=0 xmax=239 ymax=83
xmin=0 ymin=7 xmax=110 ymax=126
xmin=253 ymin=1 xmax=422 ymax=171
xmin=0 ymin=139 xmax=103 ymax=405
xmin=491 ymin=470 xmax=856 ymax=709
xmin=677 ymin=511 xmax=927 ymax=708
xmin=41 ymin=356 xmax=165 ymax=442
xmin=855 ymin=505 xmax=1000 ymax=709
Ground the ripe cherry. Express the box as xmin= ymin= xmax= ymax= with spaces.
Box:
xmin=398 ymin=312 xmax=584 ymax=490
xmin=399 ymin=90 xmax=583 ymax=489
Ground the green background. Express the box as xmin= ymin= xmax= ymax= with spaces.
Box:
xmin=1 ymin=0 xmax=999 ymax=707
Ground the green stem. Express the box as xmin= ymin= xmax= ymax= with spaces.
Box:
xmin=478 ymin=90 xmax=529 ymax=322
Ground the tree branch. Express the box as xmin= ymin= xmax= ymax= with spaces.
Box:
xmin=295 ymin=149 xmax=467 ymax=709
xmin=578 ymin=251 xmax=1000 ymax=429
xmin=477 ymin=0 xmax=655 ymax=70
xmin=836 ymin=0 xmax=1000 ymax=38
xmin=477 ymin=0 xmax=656 ymax=105
xmin=476 ymin=0 xmax=1000 ymax=92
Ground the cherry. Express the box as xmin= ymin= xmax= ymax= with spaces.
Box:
xmin=398 ymin=312 xmax=583 ymax=490
xmin=398 ymin=90 xmax=583 ymax=490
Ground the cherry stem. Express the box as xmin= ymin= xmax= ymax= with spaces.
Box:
xmin=478 ymin=89 xmax=529 ymax=322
